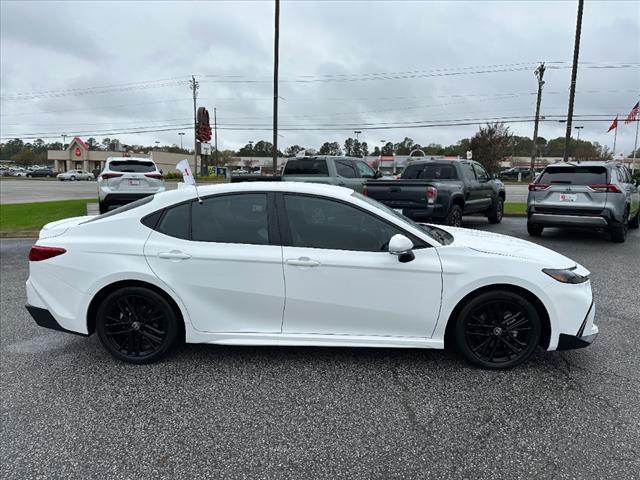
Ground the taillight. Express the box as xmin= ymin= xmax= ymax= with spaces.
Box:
xmin=100 ymin=173 xmax=123 ymax=180
xmin=144 ymin=173 xmax=163 ymax=179
xmin=589 ymin=184 xmax=621 ymax=193
xmin=528 ymin=183 xmax=550 ymax=191
xmin=28 ymin=245 xmax=66 ymax=262
xmin=362 ymin=185 xmax=369 ymax=196
xmin=426 ymin=186 xmax=437 ymax=204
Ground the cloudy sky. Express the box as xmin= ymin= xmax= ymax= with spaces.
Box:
xmin=1 ymin=0 xmax=638 ymax=154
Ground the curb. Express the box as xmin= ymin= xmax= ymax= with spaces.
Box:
xmin=0 ymin=231 xmax=39 ymax=238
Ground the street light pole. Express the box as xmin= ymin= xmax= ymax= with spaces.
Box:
xmin=178 ymin=132 xmax=185 ymax=150
xmin=272 ymin=0 xmax=280 ymax=176
xmin=574 ymin=126 xmax=584 ymax=163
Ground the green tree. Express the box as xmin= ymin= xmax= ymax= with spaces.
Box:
xmin=423 ymin=143 xmax=443 ymax=155
xmin=394 ymin=137 xmax=415 ymax=155
xmin=0 ymin=138 xmax=24 ymax=160
xmin=470 ymin=123 xmax=512 ymax=173
xmin=284 ymin=145 xmax=305 ymax=157
xmin=86 ymin=137 xmax=99 ymax=150
xmin=237 ymin=143 xmax=255 ymax=156
xmin=319 ymin=141 xmax=342 ymax=156
xmin=360 ymin=141 xmax=369 ymax=157
xmin=381 ymin=142 xmax=395 ymax=156
xmin=11 ymin=149 xmax=36 ymax=167
xmin=101 ymin=138 xmax=112 ymax=150
xmin=372 ymin=146 xmax=381 ymax=156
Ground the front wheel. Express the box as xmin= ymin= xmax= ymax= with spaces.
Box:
xmin=487 ymin=196 xmax=504 ymax=224
xmin=96 ymin=286 xmax=179 ymax=364
xmin=70 ymin=176 xmax=76 ymax=181
xmin=454 ymin=290 xmax=541 ymax=369
xmin=445 ymin=204 xmax=463 ymax=227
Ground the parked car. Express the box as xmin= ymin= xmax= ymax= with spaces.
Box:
xmin=57 ymin=169 xmax=94 ymax=181
xmin=25 ymin=182 xmax=597 ymax=369
xmin=501 ymin=167 xmax=537 ymax=180
xmin=0 ymin=167 xmax=9 ymax=176
xmin=26 ymin=167 xmax=55 ymax=178
xmin=97 ymin=156 xmax=165 ymax=213
xmin=230 ymin=156 xmax=382 ymax=193
xmin=9 ymin=167 xmax=28 ymax=177
xmin=527 ymin=161 xmax=640 ymax=242
xmin=364 ymin=159 xmax=505 ymax=226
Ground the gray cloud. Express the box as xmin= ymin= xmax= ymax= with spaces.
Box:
xmin=1 ymin=0 xmax=638 ymax=154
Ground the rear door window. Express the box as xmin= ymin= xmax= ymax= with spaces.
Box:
xmin=539 ymin=166 xmax=607 ymax=185
xmin=283 ymin=159 xmax=329 ymax=176
xmin=335 ymin=160 xmax=358 ymax=178
xmin=109 ymin=160 xmax=156 ymax=173
xmin=192 ymin=194 xmax=269 ymax=245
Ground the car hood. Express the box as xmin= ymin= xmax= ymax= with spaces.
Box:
xmin=39 ymin=216 xmax=94 ymax=239
xmin=436 ymin=225 xmax=577 ymax=268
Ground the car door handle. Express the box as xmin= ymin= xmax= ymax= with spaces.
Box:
xmin=286 ymin=257 xmax=320 ymax=267
xmin=158 ymin=250 xmax=191 ymax=261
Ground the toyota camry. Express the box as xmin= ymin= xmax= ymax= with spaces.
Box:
xmin=25 ymin=182 xmax=598 ymax=369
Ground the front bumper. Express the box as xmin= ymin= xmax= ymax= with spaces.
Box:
xmin=555 ymin=301 xmax=598 ymax=350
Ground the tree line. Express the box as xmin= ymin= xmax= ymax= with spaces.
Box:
xmin=1 ymin=123 xmax=620 ymax=173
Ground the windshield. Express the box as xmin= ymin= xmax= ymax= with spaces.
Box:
xmin=352 ymin=192 xmax=448 ymax=245
xmin=108 ymin=160 xmax=156 ymax=173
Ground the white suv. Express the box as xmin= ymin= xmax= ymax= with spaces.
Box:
xmin=98 ymin=157 xmax=165 ymax=213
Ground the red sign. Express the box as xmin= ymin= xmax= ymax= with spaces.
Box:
xmin=75 ymin=147 xmax=81 ymax=157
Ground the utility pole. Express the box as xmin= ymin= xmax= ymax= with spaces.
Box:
xmin=530 ymin=63 xmax=545 ymax=180
xmin=190 ymin=75 xmax=199 ymax=178
xmin=62 ymin=134 xmax=67 ymax=148
xmin=574 ymin=126 xmax=584 ymax=163
xmin=632 ymin=119 xmax=639 ymax=173
xmin=214 ymin=107 xmax=219 ymax=168
xmin=562 ymin=0 xmax=584 ymax=163
xmin=272 ymin=0 xmax=280 ymax=175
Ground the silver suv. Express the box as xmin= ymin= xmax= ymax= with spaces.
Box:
xmin=527 ymin=161 xmax=640 ymax=242
xmin=98 ymin=157 xmax=165 ymax=214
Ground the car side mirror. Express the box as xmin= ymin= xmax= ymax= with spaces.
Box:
xmin=374 ymin=170 xmax=383 ymax=179
xmin=388 ymin=234 xmax=415 ymax=263
xmin=160 ymin=169 xmax=163 ymax=174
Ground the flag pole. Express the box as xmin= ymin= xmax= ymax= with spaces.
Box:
xmin=633 ymin=118 xmax=639 ymax=174
xmin=613 ymin=115 xmax=618 ymax=155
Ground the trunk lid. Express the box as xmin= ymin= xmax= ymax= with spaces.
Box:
xmin=39 ymin=216 xmax=93 ymax=239
xmin=531 ymin=165 xmax=608 ymax=212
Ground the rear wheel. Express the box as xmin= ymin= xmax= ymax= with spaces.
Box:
xmin=487 ymin=196 xmax=504 ymax=224
xmin=445 ymin=204 xmax=463 ymax=227
xmin=96 ymin=287 xmax=178 ymax=364
xmin=527 ymin=221 xmax=543 ymax=236
xmin=70 ymin=175 xmax=76 ymax=181
xmin=629 ymin=208 xmax=639 ymax=229
xmin=455 ymin=290 xmax=541 ymax=369
xmin=610 ymin=208 xmax=628 ymax=243
xmin=98 ymin=202 xmax=108 ymax=214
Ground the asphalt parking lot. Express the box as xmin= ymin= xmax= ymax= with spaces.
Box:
xmin=1 ymin=217 xmax=638 ymax=479
xmin=0 ymin=179 xmax=531 ymax=204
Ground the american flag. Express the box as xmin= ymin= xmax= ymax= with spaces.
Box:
xmin=624 ymin=101 xmax=639 ymax=124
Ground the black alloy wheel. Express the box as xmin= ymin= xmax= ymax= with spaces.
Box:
xmin=455 ymin=291 xmax=541 ymax=369
xmin=446 ymin=205 xmax=463 ymax=227
xmin=96 ymin=287 xmax=178 ymax=364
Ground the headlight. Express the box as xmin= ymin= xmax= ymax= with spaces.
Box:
xmin=542 ymin=267 xmax=589 ymax=284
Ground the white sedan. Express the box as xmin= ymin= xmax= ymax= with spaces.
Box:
xmin=25 ymin=182 xmax=598 ymax=369
xmin=57 ymin=169 xmax=94 ymax=181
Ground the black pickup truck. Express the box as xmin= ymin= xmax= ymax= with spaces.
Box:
xmin=364 ymin=159 xmax=505 ymax=227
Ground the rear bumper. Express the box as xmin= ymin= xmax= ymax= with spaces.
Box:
xmin=528 ymin=205 xmax=616 ymax=227
xmin=25 ymin=304 xmax=88 ymax=336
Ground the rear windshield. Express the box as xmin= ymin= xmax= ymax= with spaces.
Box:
xmin=283 ymin=159 xmax=329 ymax=176
xmin=538 ymin=166 xmax=607 ymax=185
xmin=402 ymin=163 xmax=458 ymax=180
xmin=108 ymin=160 xmax=156 ymax=173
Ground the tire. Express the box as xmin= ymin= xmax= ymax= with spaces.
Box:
xmin=445 ymin=204 xmax=463 ymax=227
xmin=610 ymin=208 xmax=629 ymax=243
xmin=487 ymin=196 xmax=504 ymax=224
xmin=70 ymin=176 xmax=76 ymax=181
xmin=454 ymin=290 xmax=541 ymax=369
xmin=527 ymin=221 xmax=543 ymax=237
xmin=98 ymin=202 xmax=108 ymax=214
xmin=96 ymin=286 xmax=179 ymax=364
xmin=629 ymin=208 xmax=639 ymax=229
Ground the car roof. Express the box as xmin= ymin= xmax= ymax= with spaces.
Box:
xmin=545 ymin=161 xmax=611 ymax=168
xmin=149 ymin=181 xmax=355 ymax=208
xmin=106 ymin=156 xmax=154 ymax=162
